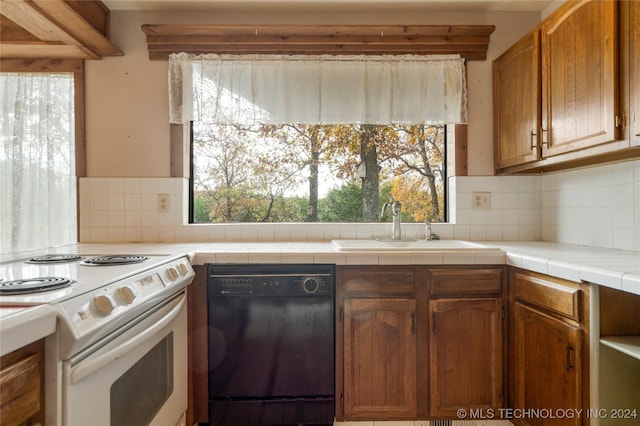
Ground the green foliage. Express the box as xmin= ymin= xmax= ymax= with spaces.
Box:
xmin=318 ymin=183 xmax=363 ymax=222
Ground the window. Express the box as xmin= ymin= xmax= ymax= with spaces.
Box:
xmin=169 ymin=53 xmax=467 ymax=224
xmin=0 ymin=72 xmax=77 ymax=253
xmin=191 ymin=122 xmax=446 ymax=223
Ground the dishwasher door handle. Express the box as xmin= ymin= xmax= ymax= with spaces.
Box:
xmin=70 ymin=294 xmax=186 ymax=384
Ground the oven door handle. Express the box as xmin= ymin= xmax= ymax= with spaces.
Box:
xmin=70 ymin=293 xmax=186 ymax=384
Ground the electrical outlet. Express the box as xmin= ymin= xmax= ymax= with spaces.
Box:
xmin=158 ymin=194 xmax=170 ymax=212
xmin=472 ymin=191 xmax=491 ymax=210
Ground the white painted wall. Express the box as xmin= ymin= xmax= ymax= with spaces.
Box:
xmin=84 ymin=7 xmax=542 ymax=177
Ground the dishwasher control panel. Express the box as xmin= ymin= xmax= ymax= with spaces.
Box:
xmin=208 ymin=264 xmax=334 ymax=297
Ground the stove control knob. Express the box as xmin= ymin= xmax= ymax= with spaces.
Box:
xmin=177 ymin=263 xmax=189 ymax=276
xmin=166 ymin=267 xmax=179 ymax=281
xmin=92 ymin=294 xmax=116 ymax=316
xmin=116 ymin=286 xmax=136 ymax=305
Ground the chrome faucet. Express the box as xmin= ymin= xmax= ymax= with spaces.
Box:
xmin=380 ymin=199 xmax=403 ymax=240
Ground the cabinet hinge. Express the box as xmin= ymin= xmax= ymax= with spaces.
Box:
xmin=615 ymin=114 xmax=626 ymax=129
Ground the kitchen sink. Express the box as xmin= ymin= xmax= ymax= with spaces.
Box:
xmin=331 ymin=239 xmax=498 ymax=251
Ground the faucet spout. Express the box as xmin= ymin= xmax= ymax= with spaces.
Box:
xmin=380 ymin=199 xmax=402 ymax=240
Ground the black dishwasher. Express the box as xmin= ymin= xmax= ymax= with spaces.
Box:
xmin=207 ymin=264 xmax=335 ymax=426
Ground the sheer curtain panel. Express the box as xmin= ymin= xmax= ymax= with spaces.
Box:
xmin=0 ymin=73 xmax=76 ymax=254
xmin=168 ymin=53 xmax=468 ymax=125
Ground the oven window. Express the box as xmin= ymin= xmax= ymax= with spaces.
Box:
xmin=110 ymin=333 xmax=174 ymax=426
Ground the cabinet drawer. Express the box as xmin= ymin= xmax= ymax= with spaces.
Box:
xmin=0 ymin=352 xmax=41 ymax=425
xmin=513 ymin=272 xmax=582 ymax=321
xmin=429 ymin=268 xmax=502 ymax=297
xmin=341 ymin=267 xmax=416 ymax=296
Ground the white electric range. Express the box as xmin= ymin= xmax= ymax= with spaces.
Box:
xmin=0 ymin=250 xmax=194 ymax=426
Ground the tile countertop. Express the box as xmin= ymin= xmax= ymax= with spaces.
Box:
xmin=3 ymin=240 xmax=637 ymax=294
xmin=186 ymin=240 xmax=640 ymax=296
xmin=2 ymin=240 xmax=639 ymax=354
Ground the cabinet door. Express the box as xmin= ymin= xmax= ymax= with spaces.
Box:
xmin=541 ymin=0 xmax=618 ymax=157
xmin=631 ymin=0 xmax=640 ymax=147
xmin=493 ymin=29 xmax=541 ymax=169
xmin=429 ymin=298 xmax=503 ymax=417
xmin=343 ymin=298 xmax=417 ymax=419
xmin=513 ymin=302 xmax=583 ymax=426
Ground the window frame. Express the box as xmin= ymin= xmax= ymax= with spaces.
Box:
xmin=184 ymin=121 xmax=462 ymax=224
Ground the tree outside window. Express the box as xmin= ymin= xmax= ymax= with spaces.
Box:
xmin=192 ymin=122 xmax=445 ymax=224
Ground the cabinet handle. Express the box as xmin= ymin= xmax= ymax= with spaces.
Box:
xmin=530 ymin=130 xmax=537 ymax=149
xmin=566 ymin=343 xmax=575 ymax=371
xmin=411 ymin=312 xmax=416 ymax=335
xmin=432 ymin=312 xmax=437 ymax=335
xmin=540 ymin=128 xmax=548 ymax=146
xmin=339 ymin=307 xmax=343 ymax=321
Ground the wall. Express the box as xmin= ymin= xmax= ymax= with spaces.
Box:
xmin=84 ymin=7 xmax=541 ymax=177
xmin=79 ymin=5 xmax=640 ymax=252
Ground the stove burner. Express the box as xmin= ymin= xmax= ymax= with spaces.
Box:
xmin=81 ymin=255 xmax=148 ymax=266
xmin=25 ymin=254 xmax=83 ymax=264
xmin=0 ymin=277 xmax=74 ymax=294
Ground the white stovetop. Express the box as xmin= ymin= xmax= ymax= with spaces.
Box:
xmin=0 ymin=253 xmax=185 ymax=305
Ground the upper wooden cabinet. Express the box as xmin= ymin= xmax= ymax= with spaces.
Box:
xmin=0 ymin=0 xmax=121 ymax=60
xmin=494 ymin=0 xmax=639 ymax=174
xmin=493 ymin=29 xmax=541 ymax=169
xmin=629 ymin=0 xmax=640 ymax=147
xmin=541 ymin=0 xmax=618 ymax=157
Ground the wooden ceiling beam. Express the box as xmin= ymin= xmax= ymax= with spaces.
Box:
xmin=0 ymin=0 xmax=79 ymax=43
xmin=0 ymin=0 xmax=121 ymax=60
xmin=142 ymin=24 xmax=496 ymax=61
xmin=30 ymin=0 xmax=121 ymax=57
xmin=0 ymin=42 xmax=88 ymax=59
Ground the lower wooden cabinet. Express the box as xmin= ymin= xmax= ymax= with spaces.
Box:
xmin=509 ymin=269 xmax=589 ymax=426
xmin=512 ymin=302 xmax=583 ymax=426
xmin=427 ymin=268 xmax=504 ymax=419
xmin=343 ymin=298 xmax=417 ymax=419
xmin=336 ymin=265 xmax=505 ymax=421
xmin=429 ymin=298 xmax=503 ymax=417
xmin=0 ymin=340 xmax=45 ymax=426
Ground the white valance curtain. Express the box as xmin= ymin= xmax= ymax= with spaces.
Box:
xmin=168 ymin=53 xmax=468 ymax=125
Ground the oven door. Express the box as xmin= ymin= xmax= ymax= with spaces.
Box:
xmin=62 ymin=291 xmax=187 ymax=426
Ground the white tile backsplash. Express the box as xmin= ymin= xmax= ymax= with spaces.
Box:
xmin=541 ymin=159 xmax=640 ymax=251
xmin=78 ymin=158 xmax=640 ymax=251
